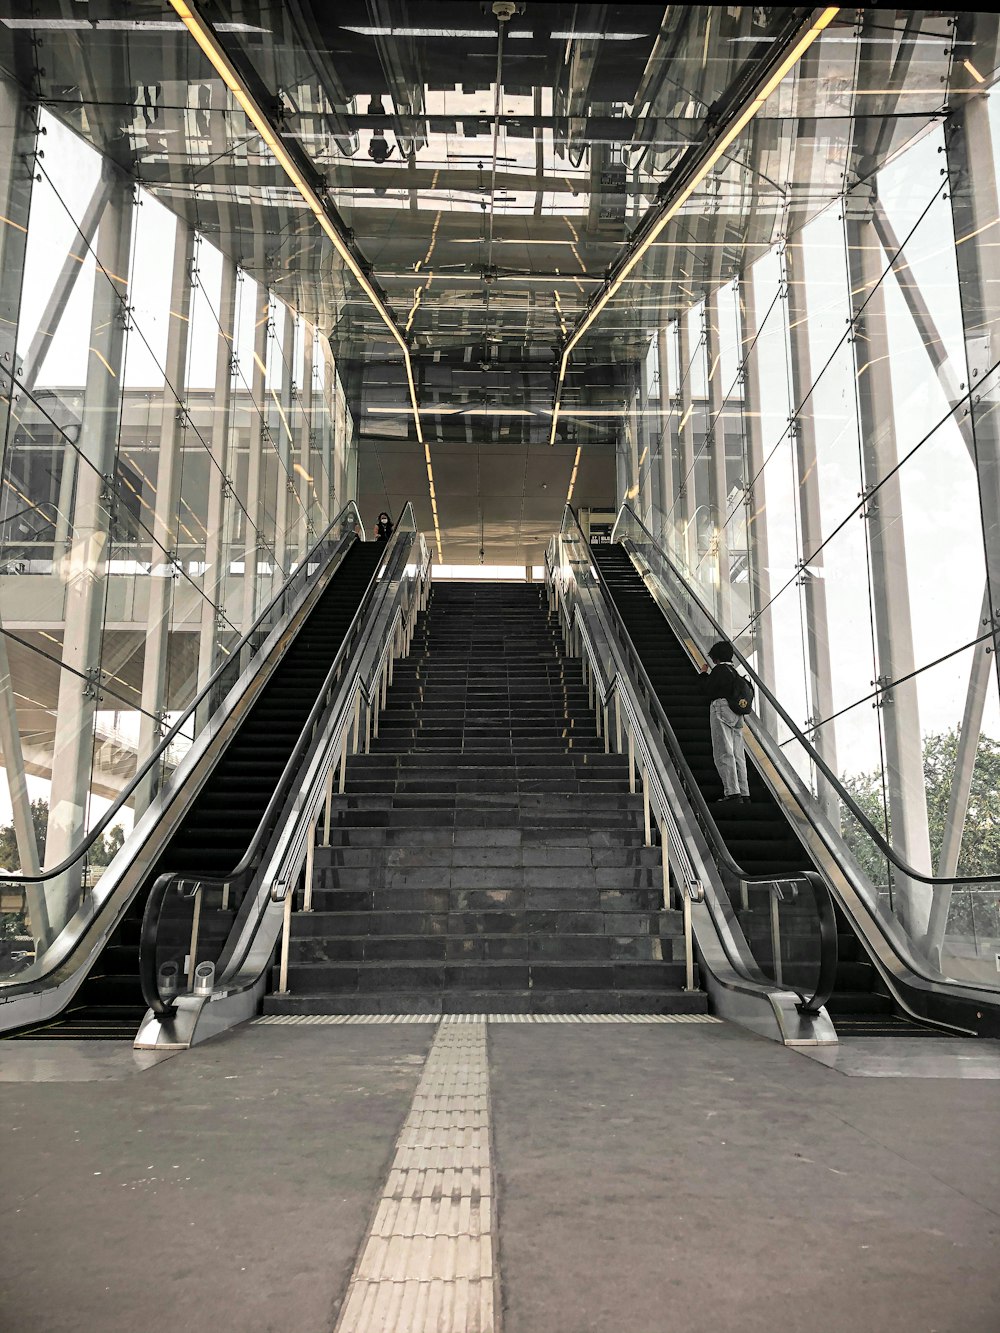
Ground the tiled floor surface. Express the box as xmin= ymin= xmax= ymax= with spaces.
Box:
xmin=2 ymin=1019 xmax=999 ymax=1332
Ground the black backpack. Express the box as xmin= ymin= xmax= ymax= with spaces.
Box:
xmin=722 ymin=663 xmax=755 ymax=715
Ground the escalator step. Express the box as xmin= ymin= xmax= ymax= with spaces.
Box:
xmin=33 ymin=539 xmax=386 ymax=1039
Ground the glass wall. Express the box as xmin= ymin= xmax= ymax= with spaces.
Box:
xmin=626 ymin=72 xmax=1000 ymax=982
xmin=0 ymin=93 xmax=355 ymax=941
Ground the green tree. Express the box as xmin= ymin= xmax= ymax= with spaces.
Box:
xmin=0 ymin=797 xmax=48 ymax=871
xmin=0 ymin=801 xmax=125 ymax=871
xmin=840 ymin=729 xmax=1000 ymax=938
xmin=89 ymin=823 xmax=125 ymax=867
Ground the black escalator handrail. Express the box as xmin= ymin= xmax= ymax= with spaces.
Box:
xmin=566 ymin=590 xmax=832 ymax=1013
xmin=563 ymin=505 xmax=803 ymax=886
xmin=558 ymin=508 xmax=838 ymax=1012
xmin=610 ymin=501 xmax=1000 ymax=889
xmin=139 ymin=509 xmax=422 ymax=1016
xmin=140 ymin=872 xmax=190 ymax=1016
xmin=802 ymin=871 xmax=839 ymax=1015
xmin=2 ymin=500 xmax=366 ymax=889
xmin=216 ymin=531 xmax=431 ymax=987
xmin=225 ymin=507 xmax=415 ymax=883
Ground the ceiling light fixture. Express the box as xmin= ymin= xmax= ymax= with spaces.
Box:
xmin=566 ymin=446 xmax=582 ymax=504
xmin=342 ymin=26 xmax=533 ymax=39
xmin=168 ymin=0 xmax=442 ymax=560
xmin=549 ymin=31 xmax=645 ymax=40
xmin=547 ymin=5 xmax=840 ymax=446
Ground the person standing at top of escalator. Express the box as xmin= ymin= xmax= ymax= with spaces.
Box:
xmin=375 ymin=511 xmax=393 ymax=543
xmin=699 ymin=639 xmax=751 ymax=806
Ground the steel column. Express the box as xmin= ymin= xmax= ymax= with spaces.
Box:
xmin=846 ymin=212 xmax=934 ymax=933
xmin=0 ymin=621 xmax=39 ymax=874
xmin=0 ymin=82 xmax=40 ymax=885
xmin=704 ymin=290 xmax=733 ymax=630
xmin=196 ymin=256 xmax=238 ymax=712
xmin=655 ymin=326 xmax=675 ymax=553
xmin=675 ymin=316 xmax=697 ymax=574
xmin=0 ymin=79 xmax=32 ymax=462
xmin=946 ymin=28 xmax=1000 ymax=735
xmin=44 ymin=178 xmax=134 ymax=920
xmin=783 ymin=237 xmax=839 ymax=799
xmin=241 ymin=290 xmax=269 ymax=632
xmin=134 ymin=223 xmax=196 ymax=815
xmin=737 ymin=276 xmax=778 ymax=716
xmin=295 ymin=323 xmax=315 ymax=558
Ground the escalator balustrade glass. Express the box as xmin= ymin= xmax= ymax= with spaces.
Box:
xmin=551 ymin=517 xmax=837 ymax=1019
xmin=1 ymin=510 xmax=388 ymax=1037
xmin=602 ymin=504 xmax=1000 ymax=1011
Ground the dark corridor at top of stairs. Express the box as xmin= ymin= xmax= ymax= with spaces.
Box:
xmin=266 ymin=581 xmax=707 ymax=1016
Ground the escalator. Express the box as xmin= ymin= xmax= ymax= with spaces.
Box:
xmin=7 ymin=539 xmax=384 ymax=1040
xmin=591 ymin=542 xmax=936 ymax=1037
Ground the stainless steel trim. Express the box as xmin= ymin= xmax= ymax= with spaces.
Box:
xmin=0 ymin=512 xmax=366 ymax=1031
xmin=547 ymin=518 xmax=835 ymax=1046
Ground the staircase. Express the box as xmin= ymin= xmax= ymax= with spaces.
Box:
xmin=590 ymin=543 xmax=901 ymax=1031
xmin=265 ymin=581 xmax=707 ymax=1016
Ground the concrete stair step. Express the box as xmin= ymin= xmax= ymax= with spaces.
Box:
xmin=262 ymin=989 xmax=707 ymax=1016
xmin=279 ymin=958 xmax=689 ymax=993
xmin=306 ymin=887 xmax=666 ymax=913
xmin=288 ymin=933 xmax=686 ymax=964
xmin=289 ymin=908 xmax=682 ymax=937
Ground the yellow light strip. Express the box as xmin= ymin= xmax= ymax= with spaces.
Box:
xmin=566 ymin=446 xmax=582 ymax=504
xmin=168 ymin=0 xmax=442 ymax=561
xmin=548 ymin=6 xmax=840 ymax=445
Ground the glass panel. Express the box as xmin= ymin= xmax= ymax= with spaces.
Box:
xmin=0 ymin=90 xmax=358 ymax=985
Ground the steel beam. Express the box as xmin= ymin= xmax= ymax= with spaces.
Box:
xmin=241 ymin=288 xmax=270 ymax=632
xmin=946 ymin=27 xmax=1000 ymax=700
xmin=846 ymin=212 xmax=934 ymax=932
xmin=22 ymin=164 xmax=116 ymax=393
xmin=737 ymin=275 xmax=778 ymax=719
xmin=675 ymin=316 xmax=697 ymax=574
xmin=134 ymin=223 xmax=196 ymax=815
xmin=196 ymin=256 xmax=238 ymax=715
xmin=44 ymin=177 xmax=134 ymax=930
xmin=783 ymin=236 xmax=839 ymax=801
xmin=704 ymin=290 xmax=733 ymax=631
xmin=655 ymin=326 xmax=674 ymax=552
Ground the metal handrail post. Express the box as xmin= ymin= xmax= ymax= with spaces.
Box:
xmin=302 ymin=820 xmax=317 ymax=913
xmin=322 ymin=765 xmax=335 ymax=845
xmin=277 ymin=886 xmax=293 ymax=993
xmin=187 ymin=885 xmax=203 ymax=990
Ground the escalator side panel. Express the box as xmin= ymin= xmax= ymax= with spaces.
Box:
xmin=7 ymin=542 xmax=385 ymax=1039
xmin=590 ymin=544 xmax=894 ymax=1027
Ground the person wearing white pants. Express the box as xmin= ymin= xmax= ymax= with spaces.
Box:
xmin=700 ymin=641 xmax=750 ymax=805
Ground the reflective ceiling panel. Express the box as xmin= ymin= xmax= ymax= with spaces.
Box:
xmin=2 ymin=4 xmax=990 ymax=560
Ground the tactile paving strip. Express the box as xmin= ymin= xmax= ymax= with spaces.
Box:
xmin=334 ymin=1021 xmax=499 ymax=1333
xmin=253 ymin=1014 xmax=440 ymax=1025
xmin=253 ymin=1013 xmax=721 ymax=1026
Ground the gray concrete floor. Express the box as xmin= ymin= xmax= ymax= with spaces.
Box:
xmin=0 ymin=1026 xmax=435 ymax=1333
xmin=1 ymin=1021 xmax=998 ymax=1333
xmin=491 ymin=1025 xmax=1000 ymax=1333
